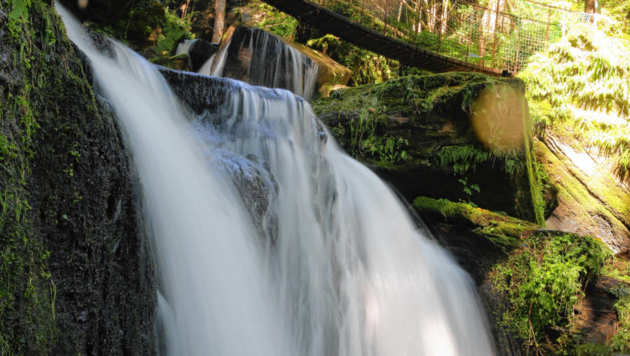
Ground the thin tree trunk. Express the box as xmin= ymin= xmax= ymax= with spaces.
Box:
xmin=584 ymin=0 xmax=597 ymax=14
xmin=180 ymin=0 xmax=191 ymax=18
xmin=479 ymin=6 xmax=491 ymax=66
xmin=211 ymin=0 xmax=227 ymax=44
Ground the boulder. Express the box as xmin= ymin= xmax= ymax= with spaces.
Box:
xmin=413 ymin=196 xmax=622 ymax=355
xmin=312 ymin=73 xmax=546 ymax=223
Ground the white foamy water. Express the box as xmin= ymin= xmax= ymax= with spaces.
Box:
xmin=207 ymin=87 xmax=496 ymax=356
xmin=59 ymin=4 xmax=496 ymax=355
xmin=59 ymin=5 xmax=293 ymax=356
xmin=198 ymin=28 xmax=319 ymax=99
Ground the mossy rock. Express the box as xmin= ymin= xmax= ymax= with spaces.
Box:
xmin=150 ymin=53 xmax=190 ymax=71
xmin=313 ymin=72 xmax=546 ymax=224
xmin=536 ymin=125 xmax=630 ymax=253
xmin=413 ymin=197 xmax=626 ymax=355
xmin=0 ymin=1 xmax=155 ymax=354
xmin=413 ymin=196 xmax=539 ymax=283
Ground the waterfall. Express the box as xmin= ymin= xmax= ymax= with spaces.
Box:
xmin=58 ymin=6 xmax=293 ymax=356
xmin=205 ymin=87 xmax=496 ymax=356
xmin=59 ymin=4 xmax=496 ymax=355
xmin=175 ymin=39 xmax=198 ymax=57
xmin=175 ymin=39 xmax=198 ymax=69
xmin=198 ymin=27 xmax=319 ymax=99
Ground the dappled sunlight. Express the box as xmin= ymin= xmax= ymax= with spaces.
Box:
xmin=470 ymin=84 xmax=526 ymax=154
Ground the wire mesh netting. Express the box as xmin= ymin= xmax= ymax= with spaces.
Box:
xmin=307 ymin=0 xmax=596 ymax=73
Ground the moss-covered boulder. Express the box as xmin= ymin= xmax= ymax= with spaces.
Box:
xmin=0 ymin=1 xmax=155 ymax=354
xmin=313 ymin=73 xmax=545 ymax=223
xmin=413 ymin=197 xmax=627 ymax=355
xmin=150 ymin=53 xmax=190 ymax=71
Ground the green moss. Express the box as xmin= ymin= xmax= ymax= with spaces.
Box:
xmin=315 ymin=73 xmax=546 ymax=223
xmin=306 ymin=34 xmax=398 ymax=86
xmin=149 ymin=53 xmax=189 ymax=71
xmin=0 ymin=0 xmax=102 ymax=352
xmin=245 ymin=1 xmax=299 ymax=40
xmin=492 ymin=231 xmax=612 ymax=353
xmin=534 ymin=134 xmax=630 ymax=246
xmin=413 ymin=196 xmax=538 ymax=249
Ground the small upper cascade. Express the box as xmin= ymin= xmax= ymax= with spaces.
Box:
xmin=175 ymin=39 xmax=198 ymax=57
xmin=197 ymin=27 xmax=319 ymax=99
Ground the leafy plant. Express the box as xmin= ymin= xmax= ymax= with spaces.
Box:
xmin=520 ymin=24 xmax=630 ymax=180
xmin=458 ymin=177 xmax=480 ymax=201
xmin=493 ymin=232 xmax=612 ymax=351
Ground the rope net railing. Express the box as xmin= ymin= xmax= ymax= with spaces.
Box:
xmin=307 ymin=0 xmax=596 ymax=73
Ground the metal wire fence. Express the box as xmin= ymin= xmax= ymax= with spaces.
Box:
xmin=308 ymin=0 xmax=596 ymax=73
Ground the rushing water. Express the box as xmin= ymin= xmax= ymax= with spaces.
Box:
xmin=59 ymin=4 xmax=496 ymax=355
xmin=196 ymin=28 xmax=319 ymax=99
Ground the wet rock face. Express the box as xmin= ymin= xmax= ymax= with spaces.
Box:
xmin=189 ymin=39 xmax=219 ymax=71
xmin=215 ymin=150 xmax=279 ymax=243
xmin=0 ymin=1 xmax=156 ymax=354
xmin=35 ymin=95 xmax=156 ymax=356
xmin=537 ymin=133 xmax=630 ymax=253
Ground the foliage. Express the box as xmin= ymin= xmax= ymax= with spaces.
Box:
xmin=609 ymin=283 xmax=630 ymax=352
xmin=8 ymin=0 xmax=31 ymax=20
xmin=153 ymin=8 xmax=195 ymax=55
xmin=307 ymin=34 xmax=398 ymax=86
xmin=492 ymin=232 xmax=612 ymax=352
xmin=520 ymin=23 xmax=630 ymax=179
xmin=602 ymin=258 xmax=630 ymax=352
xmin=249 ymin=2 xmax=299 ymax=40
xmin=85 ymin=3 xmax=194 ymax=54
xmin=327 ymin=85 xmax=410 ymax=163
xmin=438 ymin=144 xmax=524 ymax=177
xmin=600 ymin=0 xmax=630 ymax=33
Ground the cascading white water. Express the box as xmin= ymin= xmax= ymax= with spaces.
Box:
xmin=207 ymin=87 xmax=497 ymax=356
xmin=58 ymin=5 xmax=293 ymax=356
xmin=175 ymin=39 xmax=198 ymax=69
xmin=198 ymin=28 xmax=319 ymax=99
xmin=60 ymin=4 xmax=496 ymax=355
xmin=175 ymin=39 xmax=198 ymax=57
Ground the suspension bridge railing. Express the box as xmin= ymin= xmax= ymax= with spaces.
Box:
xmin=305 ymin=0 xmax=595 ymax=73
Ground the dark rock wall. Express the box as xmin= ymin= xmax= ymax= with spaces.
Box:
xmin=0 ymin=1 xmax=156 ymax=354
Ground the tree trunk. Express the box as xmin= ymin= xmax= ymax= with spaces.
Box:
xmin=584 ymin=0 xmax=598 ymax=14
xmin=180 ymin=0 xmax=191 ymax=18
xmin=211 ymin=0 xmax=227 ymax=44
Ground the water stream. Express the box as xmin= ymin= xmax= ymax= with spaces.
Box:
xmin=59 ymin=5 xmax=496 ymax=355
xmin=196 ymin=28 xmax=319 ymax=99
